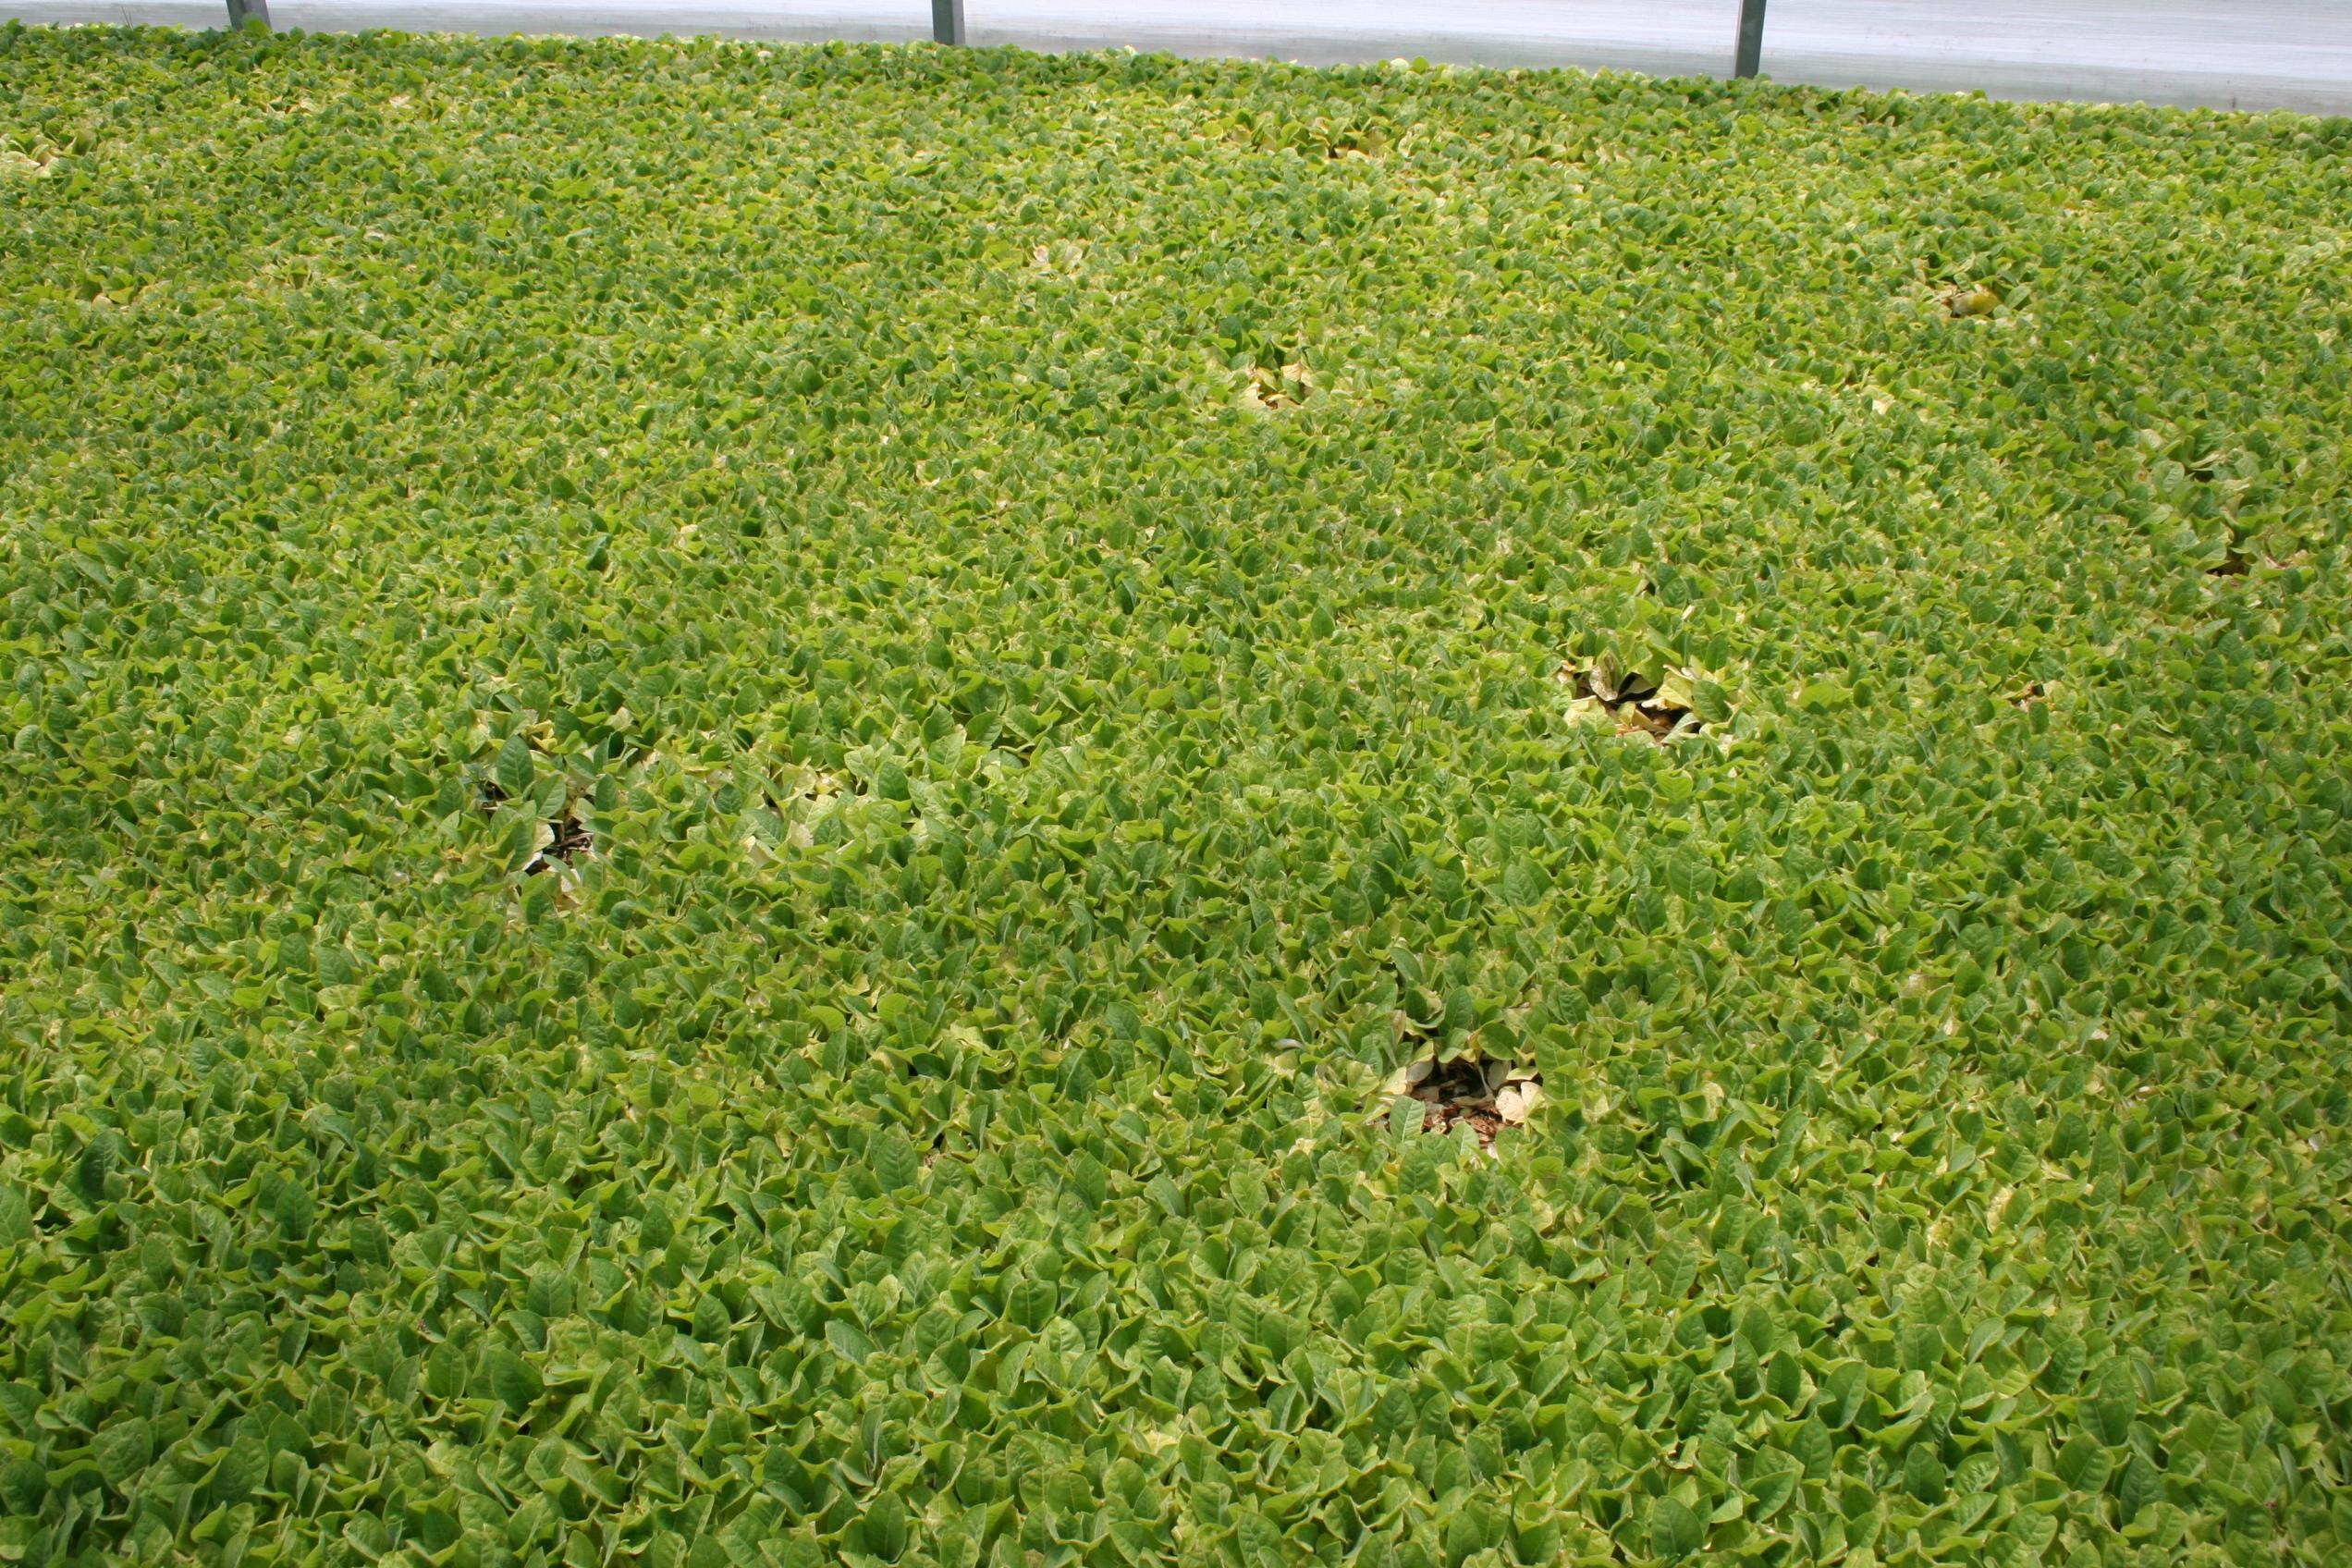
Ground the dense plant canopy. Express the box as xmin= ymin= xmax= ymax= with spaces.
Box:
xmin=3 ymin=21 xmax=2350 ymax=1568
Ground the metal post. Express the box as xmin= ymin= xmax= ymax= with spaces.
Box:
xmin=1733 ymin=0 xmax=1766 ymax=78
xmin=931 ymin=0 xmax=965 ymax=45
xmin=226 ymin=0 xmax=270 ymax=25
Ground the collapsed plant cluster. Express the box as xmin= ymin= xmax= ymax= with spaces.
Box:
xmin=3 ymin=21 xmax=2350 ymax=1568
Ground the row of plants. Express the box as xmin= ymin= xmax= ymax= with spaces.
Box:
xmin=2 ymin=21 xmax=2348 ymax=1568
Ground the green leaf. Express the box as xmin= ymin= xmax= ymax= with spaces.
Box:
xmin=2053 ymin=1433 xmax=2111 ymax=1492
xmin=213 ymin=1438 xmax=265 ymax=1506
xmin=859 ymin=1492 xmax=908 ymax=1562
xmin=1007 ymin=1277 xmax=1056 ymax=1330
xmin=525 ymin=1269 xmax=573 ymax=1320
xmin=871 ymin=1128 xmax=920 ymax=1192
xmin=2117 ymin=1453 xmax=2160 ymax=1520
xmin=93 ymin=1417 xmax=154 ymax=1487
xmin=1501 ymin=857 xmax=1548 ymax=906
xmin=2005 ymin=1509 xmax=2059 ymax=1563
xmin=0 ymin=1458 xmax=45 ymax=1515
xmin=1795 ymin=679 xmax=1850 ymax=713
xmin=1746 ymin=1450 xmax=1799 ymax=1521
xmin=2090 ymin=1361 xmax=2138 ymax=1443
xmin=494 ymin=733 xmax=534 ymax=800
xmin=487 ymin=1348 xmax=544 ymax=1411
xmin=1233 ymin=1509 xmax=1284 ymax=1568
xmin=1905 ymin=1443 xmax=1948 ymax=1504
xmin=825 ymin=1320 xmax=876 ymax=1366
xmin=1790 ymin=1416 xmax=1833 ymax=1479
xmin=1650 ymin=1497 xmax=1705 ymax=1561
xmin=1818 ymin=1362 xmax=1868 ymax=1429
